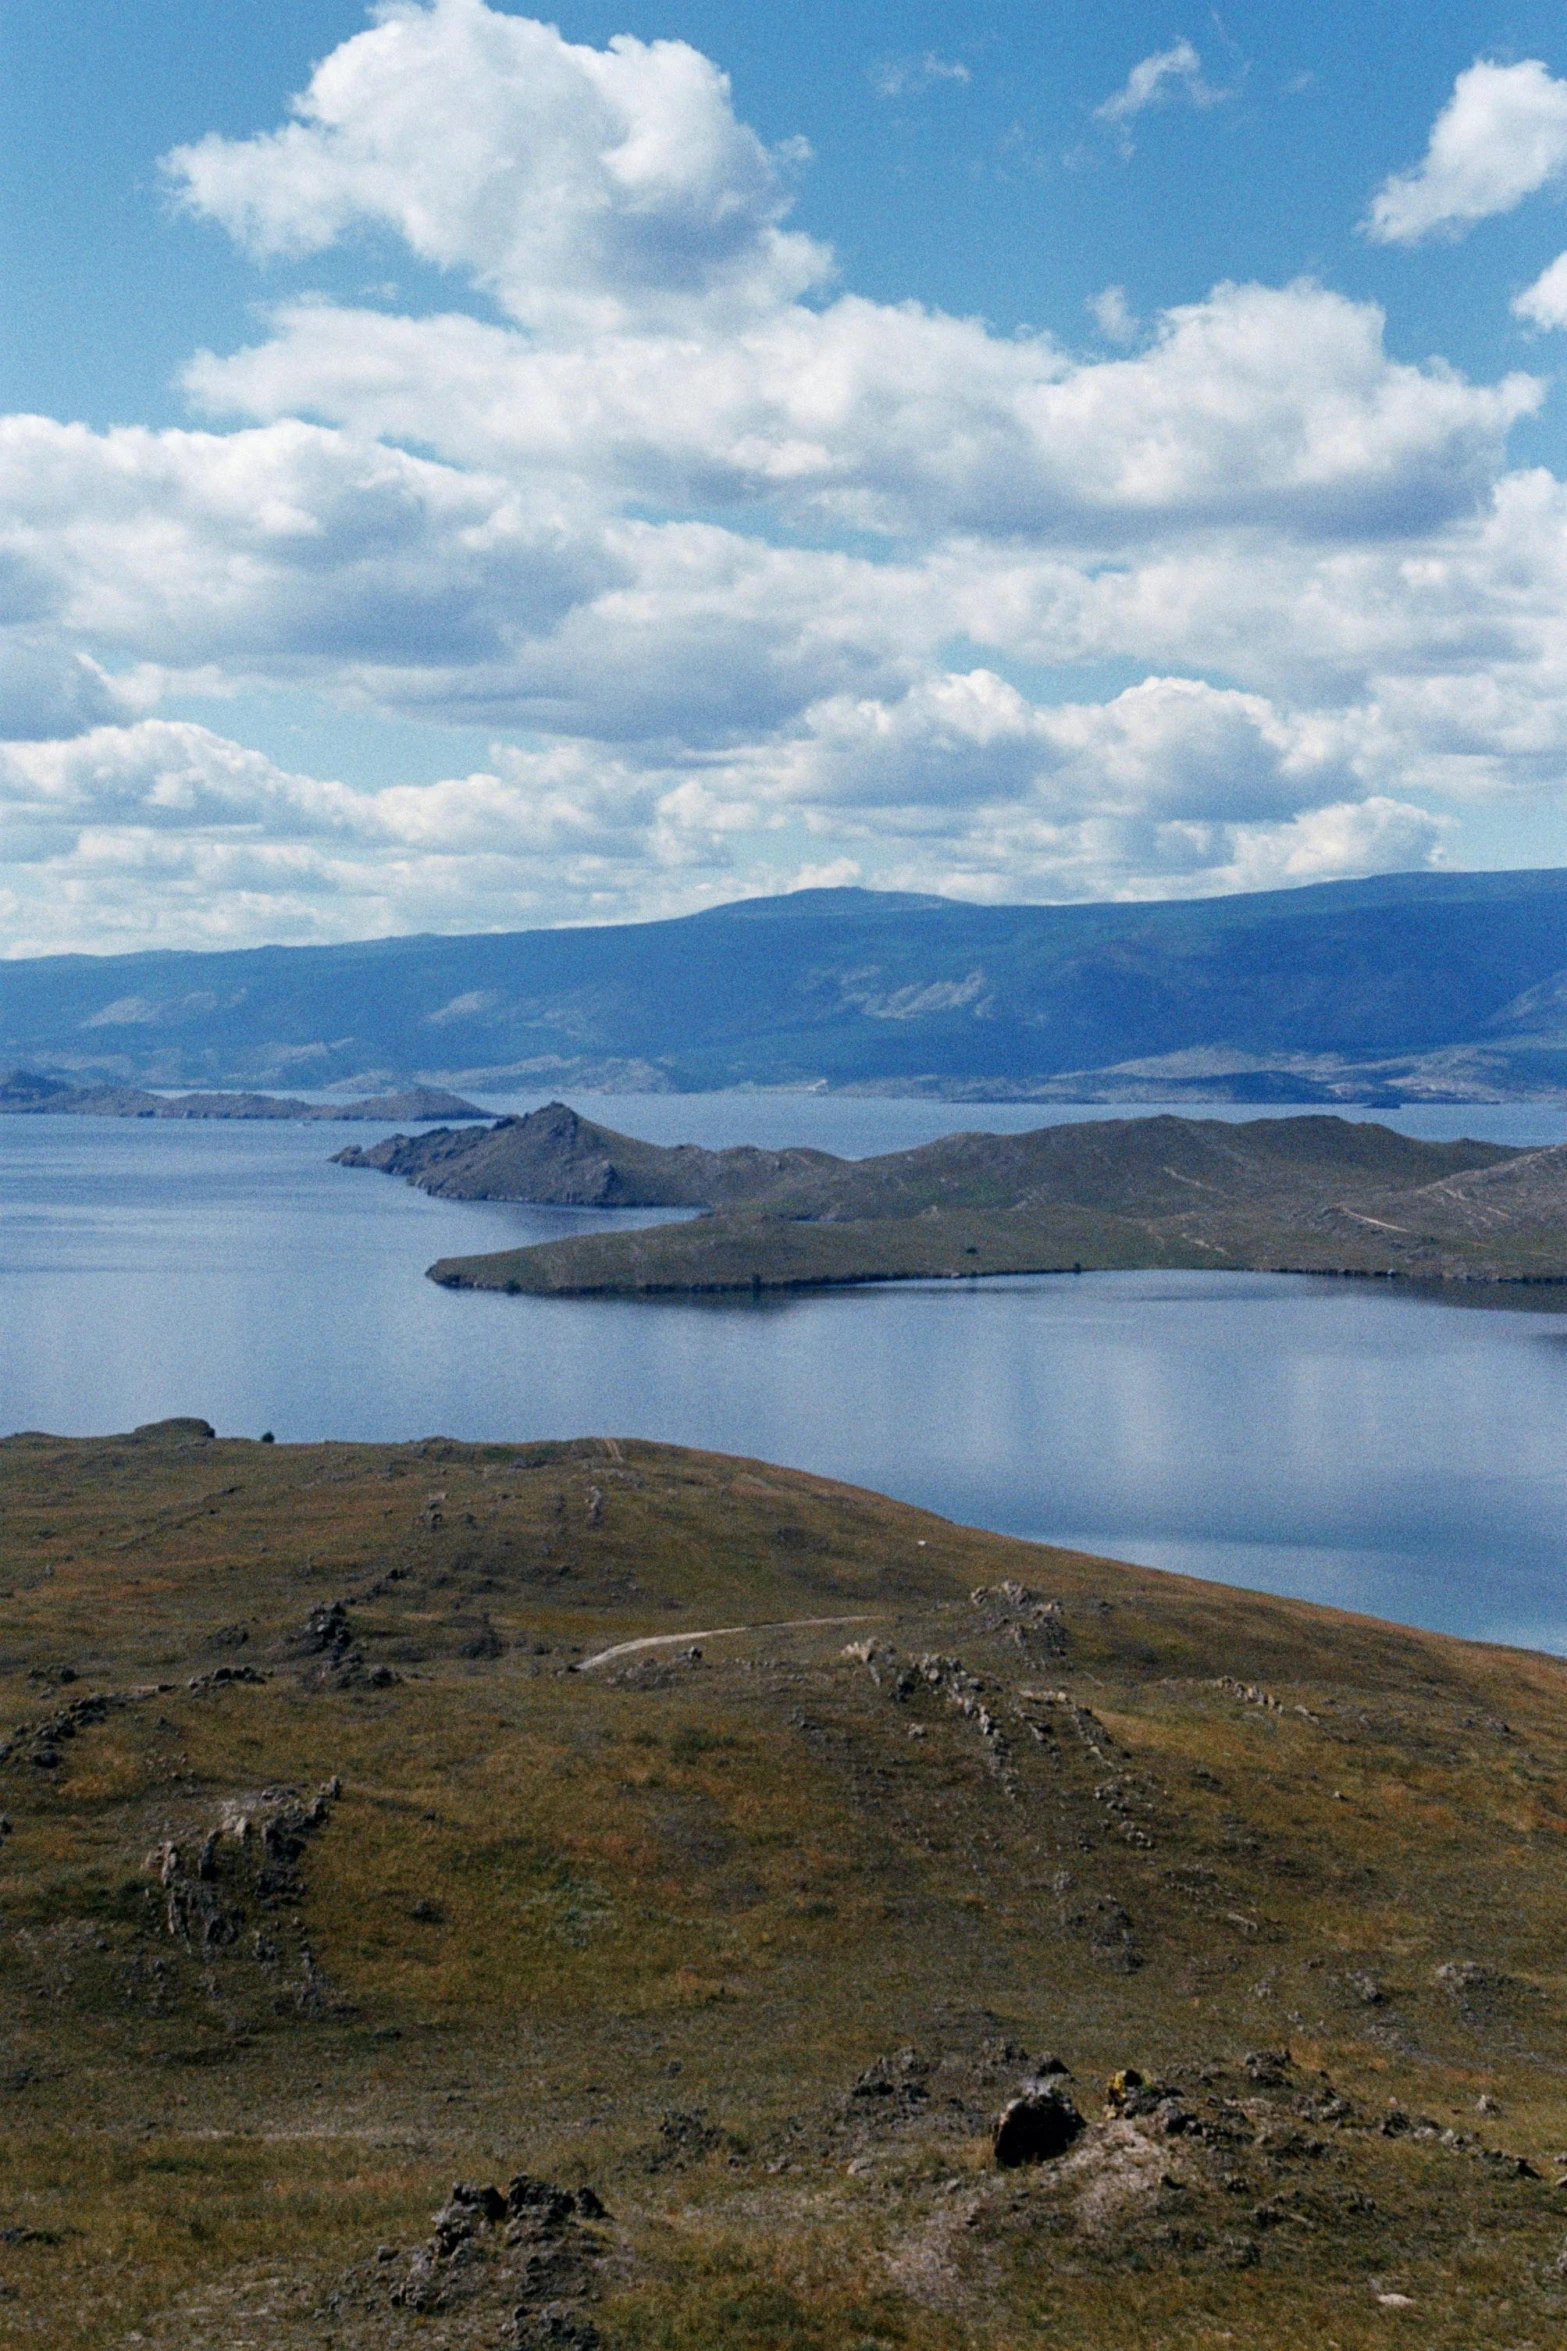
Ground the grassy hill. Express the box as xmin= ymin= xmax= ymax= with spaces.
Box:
xmin=361 ymin=1104 xmax=1567 ymax=1296
xmin=4 ymin=1420 xmax=1567 ymax=2347
xmin=337 ymin=1098 xmax=841 ymax=1207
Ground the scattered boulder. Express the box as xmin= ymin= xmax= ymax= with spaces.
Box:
xmin=1432 ymin=1959 xmax=1525 ymax=2030
xmin=1243 ymin=2049 xmax=1295 ymax=2089
xmin=841 ymin=1637 xmax=897 ymax=1684
xmin=1088 ymin=1899 xmax=1142 ymax=1974
xmin=969 ymin=1581 xmax=1067 ymax=1657
xmin=382 ymin=2171 xmax=609 ymax=2329
xmin=514 ymin=2309 xmax=601 ymax=2350
xmin=1104 ymin=2067 xmax=1181 ymax=2118
xmin=302 ymin=1601 xmax=352 ymax=1660
xmin=297 ymin=1598 xmax=399 ymax=1688
xmin=645 ymin=2110 xmax=733 ymax=2169
xmin=187 ymin=1665 xmax=267 ymax=1692
xmin=507 ymin=2177 xmax=605 ymax=2229
xmin=1214 ymin=1675 xmax=1283 ymax=1716
xmin=993 ymin=2082 xmax=1084 ymax=2167
xmin=430 ymin=2181 xmax=508 ymax=2255
xmin=896 ymin=1653 xmax=1016 ymax=1787
xmin=144 ymin=1777 xmax=340 ymax=1978
xmin=849 ymin=2046 xmax=931 ymax=2108
xmin=0 ymin=1687 xmax=142 ymax=1774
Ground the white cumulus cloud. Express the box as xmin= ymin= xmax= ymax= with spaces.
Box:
xmin=163 ymin=0 xmax=829 ymax=333
xmin=1514 ymin=251 xmax=1567 ymax=328
xmin=185 ymin=279 xmax=1537 ymax=542
xmin=0 ymin=690 xmax=1454 ymax=954
xmin=0 ymin=637 xmax=137 ymax=741
xmin=0 ymin=412 xmax=616 ymax=689
xmin=1365 ymin=57 xmax=1567 ymax=244
xmin=1093 ymin=40 xmax=1223 ymax=154
xmin=1087 ymin=285 xmax=1139 ymax=344
xmin=765 ymin=673 xmax=1360 ymax=825
xmin=868 ymin=54 xmax=970 ymax=100
xmin=0 ymin=2 xmax=1558 ymax=944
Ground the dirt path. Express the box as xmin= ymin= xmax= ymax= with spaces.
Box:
xmin=573 ymin=1614 xmax=885 ymax=1672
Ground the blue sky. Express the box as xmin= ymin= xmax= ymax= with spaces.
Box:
xmin=4 ymin=1 xmax=1567 ymax=949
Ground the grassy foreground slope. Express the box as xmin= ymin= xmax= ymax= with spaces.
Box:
xmin=3 ymin=1421 xmax=1567 ymax=2348
xmin=402 ymin=1106 xmax=1567 ymax=1295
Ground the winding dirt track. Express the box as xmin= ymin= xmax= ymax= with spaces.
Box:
xmin=573 ymin=1613 xmax=886 ymax=1672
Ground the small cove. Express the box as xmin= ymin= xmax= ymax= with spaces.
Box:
xmin=3 ymin=1092 xmax=1566 ymax=1651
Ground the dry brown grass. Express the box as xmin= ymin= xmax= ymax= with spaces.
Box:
xmin=1 ymin=1423 xmax=1565 ymax=2346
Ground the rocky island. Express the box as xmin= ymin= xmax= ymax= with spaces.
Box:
xmin=335 ymin=1101 xmax=1567 ymax=1295
xmin=0 ymin=1070 xmax=486 ymax=1121
xmin=3 ymin=1419 xmax=1567 ymax=2346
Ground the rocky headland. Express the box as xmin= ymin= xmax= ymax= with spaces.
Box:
xmin=336 ymin=1100 xmax=1567 ymax=1295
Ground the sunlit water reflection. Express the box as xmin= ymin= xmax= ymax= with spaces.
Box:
xmin=3 ymin=1094 xmax=1565 ymax=1650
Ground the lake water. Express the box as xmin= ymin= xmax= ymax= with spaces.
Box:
xmin=3 ymin=1093 xmax=1567 ymax=1653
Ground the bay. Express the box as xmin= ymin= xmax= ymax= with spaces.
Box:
xmin=3 ymin=1092 xmax=1566 ymax=1653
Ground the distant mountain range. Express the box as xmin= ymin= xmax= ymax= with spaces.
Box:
xmin=2 ymin=868 xmax=1566 ymax=1102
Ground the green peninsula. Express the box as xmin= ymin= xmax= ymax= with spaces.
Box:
xmin=335 ymin=1101 xmax=1567 ymax=1296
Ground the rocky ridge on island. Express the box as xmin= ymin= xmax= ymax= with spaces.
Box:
xmin=335 ymin=1099 xmax=1567 ymax=1295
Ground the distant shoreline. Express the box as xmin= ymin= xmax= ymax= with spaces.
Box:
xmin=0 ymin=1072 xmax=487 ymax=1124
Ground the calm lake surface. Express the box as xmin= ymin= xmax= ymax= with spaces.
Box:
xmin=3 ymin=1092 xmax=1567 ymax=1653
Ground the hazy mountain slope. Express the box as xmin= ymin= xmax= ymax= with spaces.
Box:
xmin=2 ymin=869 xmax=1567 ymax=1098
